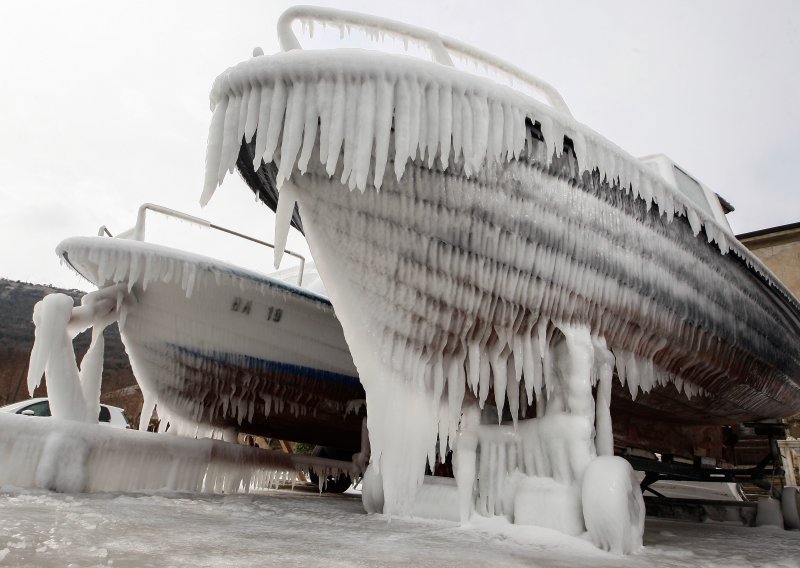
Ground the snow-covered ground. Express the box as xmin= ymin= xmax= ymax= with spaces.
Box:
xmin=0 ymin=486 xmax=797 ymax=568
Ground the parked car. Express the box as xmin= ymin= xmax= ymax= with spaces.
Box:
xmin=0 ymin=398 xmax=130 ymax=429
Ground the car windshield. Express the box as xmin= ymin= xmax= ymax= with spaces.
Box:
xmin=18 ymin=400 xmax=112 ymax=422
xmin=18 ymin=400 xmax=51 ymax=417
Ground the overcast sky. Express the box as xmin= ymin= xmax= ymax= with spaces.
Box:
xmin=1 ymin=1 xmax=798 ymax=291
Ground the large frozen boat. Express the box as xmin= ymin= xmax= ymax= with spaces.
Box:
xmin=201 ymin=7 xmax=800 ymax=550
xmin=58 ymin=204 xmax=365 ymax=452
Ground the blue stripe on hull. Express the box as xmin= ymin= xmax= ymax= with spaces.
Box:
xmin=169 ymin=344 xmax=362 ymax=389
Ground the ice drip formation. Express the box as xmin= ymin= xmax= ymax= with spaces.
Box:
xmin=200 ymin=7 xmax=800 ymax=553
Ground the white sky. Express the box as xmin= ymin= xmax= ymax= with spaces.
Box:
xmin=1 ymin=0 xmax=798 ymax=290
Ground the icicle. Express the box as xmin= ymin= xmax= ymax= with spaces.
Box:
xmin=326 ymin=78 xmax=347 ymax=176
xmin=572 ymin=132 xmax=586 ymax=173
xmin=417 ymin=81 xmax=428 ymax=163
xmin=408 ymin=78 xmax=421 ymax=164
xmin=236 ymin=88 xmax=250 ymax=150
xmin=613 ymin=347 xmax=627 ymax=387
xmin=252 ymin=85 xmax=273 ymax=170
xmin=461 ymin=94 xmax=474 ymax=175
xmin=478 ymin=355 xmax=491 ymax=408
xmin=511 ymin=340 xmax=523 ymax=394
xmin=276 ymin=81 xmax=307 ymax=187
xmin=687 ymin=209 xmax=702 ymax=236
xmin=218 ymin=94 xmax=242 ymax=184
xmin=297 ymin=83 xmax=319 ymax=173
xmin=625 ymin=352 xmax=639 ymax=400
xmin=451 ymin=91 xmax=463 ymax=165
xmin=506 ymin=357 xmax=520 ymax=428
xmin=200 ymin=97 xmax=228 ymax=206
xmin=437 ymin=397 xmax=450 ymax=459
xmin=507 ymin=106 xmax=521 ymax=161
xmin=373 ymin=78 xmax=394 ymax=189
xmin=262 ymin=81 xmax=288 ymax=168
xmin=316 ymin=78 xmax=333 ymax=166
xmin=446 ymin=353 xmax=465 ymax=441
xmin=394 ymin=79 xmax=412 ymax=181
xmin=521 ymin=331 xmax=537 ymax=405
xmin=340 ymin=80 xmax=360 ymax=187
xmin=471 ymin=94 xmax=489 ymax=173
xmin=425 ymin=84 xmax=440 ymax=168
xmin=488 ymin=100 xmax=504 ymax=163
xmin=539 ymin=115 xmax=554 ymax=163
xmin=243 ymin=85 xmax=261 ymax=143
xmin=353 ymin=79 xmax=377 ymax=191
xmin=273 ymin=180 xmax=300 ymax=268
xmin=489 ymin=340 xmax=508 ymax=423
xmin=438 ymin=87 xmax=453 ymax=170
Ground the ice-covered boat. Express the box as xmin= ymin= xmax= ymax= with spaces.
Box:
xmin=58 ymin=204 xmax=365 ymax=452
xmin=201 ymin=7 xmax=800 ymax=551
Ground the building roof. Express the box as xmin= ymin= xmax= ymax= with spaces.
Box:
xmin=737 ymin=221 xmax=800 ymax=241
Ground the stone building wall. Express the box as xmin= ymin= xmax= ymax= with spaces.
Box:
xmin=739 ymin=222 xmax=800 ymax=297
xmin=739 ymin=222 xmax=800 ymax=441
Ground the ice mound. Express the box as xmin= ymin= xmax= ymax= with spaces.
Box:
xmin=0 ymin=413 xmax=298 ymax=494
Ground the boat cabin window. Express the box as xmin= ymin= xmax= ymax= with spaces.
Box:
xmin=673 ymin=165 xmax=714 ymax=217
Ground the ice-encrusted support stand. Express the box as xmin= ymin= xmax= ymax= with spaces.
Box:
xmin=27 ymin=284 xmax=130 ymax=424
xmin=358 ymin=322 xmax=645 ymax=553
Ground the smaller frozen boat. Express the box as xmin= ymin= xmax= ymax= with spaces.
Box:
xmin=58 ymin=204 xmax=365 ymax=452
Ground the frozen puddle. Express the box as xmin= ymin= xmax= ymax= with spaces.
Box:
xmin=0 ymin=488 xmax=797 ymax=568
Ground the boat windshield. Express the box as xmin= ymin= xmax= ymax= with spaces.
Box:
xmin=270 ymin=263 xmax=328 ymax=297
xmin=673 ymin=165 xmax=714 ymax=218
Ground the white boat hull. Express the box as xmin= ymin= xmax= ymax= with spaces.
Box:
xmin=58 ymin=236 xmax=364 ymax=450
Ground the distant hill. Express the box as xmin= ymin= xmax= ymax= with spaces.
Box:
xmin=0 ymin=278 xmax=142 ymax=424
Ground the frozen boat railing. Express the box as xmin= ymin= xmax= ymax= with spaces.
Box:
xmin=110 ymin=203 xmax=307 ymax=286
xmin=276 ymin=5 xmax=572 ymax=116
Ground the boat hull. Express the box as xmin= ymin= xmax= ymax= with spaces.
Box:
xmin=286 ymin=145 xmax=800 ymax=424
xmin=200 ymin=11 xmax=800 ymax=532
xmin=58 ymin=237 xmax=365 ymax=451
xmin=206 ymin=46 xmax=800 ymax=469
xmin=236 ymin=123 xmax=800 ymax=460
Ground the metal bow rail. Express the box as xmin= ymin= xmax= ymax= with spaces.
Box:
xmin=102 ymin=203 xmax=307 ymax=286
